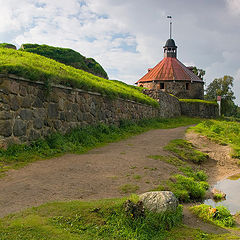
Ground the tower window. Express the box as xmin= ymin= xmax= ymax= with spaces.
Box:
xmin=186 ymin=83 xmax=190 ymax=90
xmin=160 ymin=83 xmax=165 ymax=89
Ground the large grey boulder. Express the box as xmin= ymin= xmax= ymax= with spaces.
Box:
xmin=139 ymin=191 xmax=178 ymax=213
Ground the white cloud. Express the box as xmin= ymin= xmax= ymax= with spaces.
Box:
xmin=226 ymin=0 xmax=240 ymax=16
xmin=1 ymin=0 xmax=240 ymax=104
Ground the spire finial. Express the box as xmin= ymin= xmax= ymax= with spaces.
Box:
xmin=167 ymin=16 xmax=172 ymax=39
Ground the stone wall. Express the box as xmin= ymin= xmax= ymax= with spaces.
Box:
xmin=0 ymin=75 xmax=161 ymax=145
xmin=0 ymin=75 xmax=218 ymax=146
xmin=139 ymin=81 xmax=204 ymax=99
xmin=142 ymin=89 xmax=181 ymax=118
xmin=143 ymin=89 xmax=218 ymax=119
xmin=180 ymin=101 xmax=219 ymax=118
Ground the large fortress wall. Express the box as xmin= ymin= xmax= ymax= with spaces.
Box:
xmin=0 ymin=75 xmax=218 ymax=146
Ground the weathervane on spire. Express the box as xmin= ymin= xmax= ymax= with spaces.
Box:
xmin=167 ymin=16 xmax=172 ymax=39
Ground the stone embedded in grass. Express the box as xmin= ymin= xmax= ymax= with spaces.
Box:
xmin=139 ymin=191 xmax=178 ymax=213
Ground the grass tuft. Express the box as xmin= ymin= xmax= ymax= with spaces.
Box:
xmin=191 ymin=204 xmax=235 ymax=227
xmin=148 ymin=154 xmax=185 ymax=167
xmin=164 ymin=139 xmax=208 ymax=164
xmin=119 ymin=184 xmax=139 ymax=193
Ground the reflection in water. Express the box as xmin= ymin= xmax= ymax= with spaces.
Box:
xmin=204 ymin=173 xmax=240 ymax=214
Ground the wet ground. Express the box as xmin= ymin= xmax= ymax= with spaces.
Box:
xmin=204 ymin=173 xmax=240 ymax=214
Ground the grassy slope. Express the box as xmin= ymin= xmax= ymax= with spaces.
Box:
xmin=0 ymin=48 xmax=158 ymax=107
xmin=20 ymin=44 xmax=108 ymax=79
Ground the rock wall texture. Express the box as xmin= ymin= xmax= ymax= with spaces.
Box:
xmin=180 ymin=101 xmax=219 ymax=118
xmin=143 ymin=89 xmax=219 ymax=119
xmin=0 ymin=75 xmax=218 ymax=145
xmin=0 ymin=75 xmax=161 ymax=145
xmin=142 ymin=89 xmax=181 ymax=118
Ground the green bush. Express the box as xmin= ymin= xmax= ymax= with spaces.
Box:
xmin=191 ymin=204 xmax=235 ymax=227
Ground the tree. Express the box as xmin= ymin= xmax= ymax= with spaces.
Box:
xmin=205 ymin=75 xmax=237 ymax=116
xmin=188 ymin=66 xmax=205 ymax=80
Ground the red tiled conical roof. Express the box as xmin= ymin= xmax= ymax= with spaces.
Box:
xmin=136 ymin=57 xmax=203 ymax=83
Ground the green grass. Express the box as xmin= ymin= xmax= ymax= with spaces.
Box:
xmin=191 ymin=119 xmax=240 ymax=159
xmin=191 ymin=204 xmax=235 ymax=228
xmin=213 ymin=193 xmax=225 ymax=201
xmin=0 ymin=197 xmax=239 ymax=239
xmin=133 ymin=175 xmax=141 ymax=180
xmin=0 ymin=117 xmax=203 ymax=176
xmin=179 ymin=99 xmax=218 ymax=105
xmin=0 ymin=48 xmax=158 ymax=107
xmin=0 ymin=196 xmax=183 ymax=240
xmin=167 ymin=174 xmax=209 ymax=203
xmin=148 ymin=154 xmax=185 ymax=167
xmin=20 ymin=44 xmax=108 ymax=79
xmin=152 ymin=166 xmax=209 ymax=203
xmin=119 ymin=184 xmax=139 ymax=193
xmin=164 ymin=139 xmax=209 ymax=164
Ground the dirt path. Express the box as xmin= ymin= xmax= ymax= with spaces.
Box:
xmin=0 ymin=126 xmax=188 ymax=218
xmin=1 ymin=126 xmax=240 ymax=237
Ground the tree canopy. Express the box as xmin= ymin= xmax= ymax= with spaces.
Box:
xmin=188 ymin=66 xmax=205 ymax=80
xmin=205 ymin=75 xmax=237 ymax=116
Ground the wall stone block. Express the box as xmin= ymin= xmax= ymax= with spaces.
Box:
xmin=13 ymin=120 xmax=27 ymax=137
xmin=0 ymin=120 xmax=12 ymax=137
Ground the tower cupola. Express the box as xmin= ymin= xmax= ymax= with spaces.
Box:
xmin=163 ymin=38 xmax=177 ymax=58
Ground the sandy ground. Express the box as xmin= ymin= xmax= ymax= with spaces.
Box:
xmin=0 ymin=126 xmax=239 ymax=236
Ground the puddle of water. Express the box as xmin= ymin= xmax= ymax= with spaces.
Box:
xmin=204 ymin=173 xmax=240 ymax=215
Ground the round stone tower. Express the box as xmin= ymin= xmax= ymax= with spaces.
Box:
xmin=136 ymin=38 xmax=204 ymax=99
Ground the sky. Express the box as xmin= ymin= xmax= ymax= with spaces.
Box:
xmin=0 ymin=0 xmax=240 ymax=104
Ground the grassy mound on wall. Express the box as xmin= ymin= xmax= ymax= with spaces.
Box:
xmin=179 ymin=99 xmax=218 ymax=105
xmin=0 ymin=48 xmax=158 ymax=107
xmin=20 ymin=44 xmax=108 ymax=79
